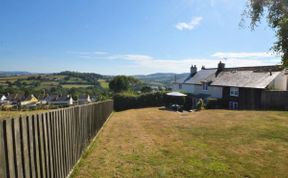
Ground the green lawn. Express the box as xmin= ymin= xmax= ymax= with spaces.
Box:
xmin=98 ymin=79 xmax=109 ymax=89
xmin=71 ymin=108 xmax=288 ymax=178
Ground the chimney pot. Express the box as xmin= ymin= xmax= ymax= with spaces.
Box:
xmin=190 ymin=65 xmax=197 ymax=76
xmin=218 ymin=61 xmax=225 ymax=71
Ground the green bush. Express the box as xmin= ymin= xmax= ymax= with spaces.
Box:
xmin=196 ymin=98 xmax=205 ymax=111
xmin=113 ymin=92 xmax=164 ymax=111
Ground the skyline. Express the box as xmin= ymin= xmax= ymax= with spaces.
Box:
xmin=0 ymin=0 xmax=281 ymax=75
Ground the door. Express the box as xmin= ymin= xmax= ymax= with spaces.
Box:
xmin=229 ymin=101 xmax=239 ymax=110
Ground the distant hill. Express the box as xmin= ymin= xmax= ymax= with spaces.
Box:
xmin=0 ymin=71 xmax=32 ymax=76
xmin=0 ymin=71 xmax=112 ymax=99
xmin=134 ymin=73 xmax=189 ymax=87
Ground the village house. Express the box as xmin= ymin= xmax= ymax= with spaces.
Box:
xmin=78 ymin=95 xmax=92 ymax=105
xmin=46 ymin=95 xmax=74 ymax=106
xmin=0 ymin=94 xmax=7 ymax=105
xmin=21 ymin=94 xmax=39 ymax=106
xmin=37 ymin=94 xmax=49 ymax=105
xmin=173 ymin=62 xmax=288 ymax=110
xmin=6 ymin=94 xmax=26 ymax=105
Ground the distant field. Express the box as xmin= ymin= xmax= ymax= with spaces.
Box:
xmin=98 ymin=79 xmax=109 ymax=89
xmin=62 ymin=84 xmax=94 ymax=89
xmin=0 ymin=75 xmax=30 ymax=83
xmin=0 ymin=74 xmax=95 ymax=89
xmin=72 ymin=108 xmax=288 ymax=178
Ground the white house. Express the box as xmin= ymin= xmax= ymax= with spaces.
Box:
xmin=78 ymin=95 xmax=92 ymax=105
xmin=0 ymin=95 xmax=8 ymax=104
xmin=46 ymin=95 xmax=74 ymax=106
xmin=0 ymin=95 xmax=7 ymax=101
xmin=173 ymin=65 xmax=223 ymax=99
xmin=173 ymin=62 xmax=288 ymax=110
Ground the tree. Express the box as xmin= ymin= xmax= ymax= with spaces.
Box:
xmin=0 ymin=86 xmax=4 ymax=94
xmin=141 ymin=86 xmax=153 ymax=93
xmin=109 ymin=76 xmax=140 ymax=93
xmin=243 ymin=0 xmax=288 ymax=66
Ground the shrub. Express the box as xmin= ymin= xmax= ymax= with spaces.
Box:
xmin=113 ymin=92 xmax=164 ymax=111
xmin=196 ymin=98 xmax=205 ymax=111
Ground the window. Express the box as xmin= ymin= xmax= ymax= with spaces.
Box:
xmin=179 ymin=84 xmax=182 ymax=89
xmin=230 ymin=87 xmax=239 ymax=97
xmin=202 ymin=82 xmax=208 ymax=91
xmin=229 ymin=101 xmax=239 ymax=110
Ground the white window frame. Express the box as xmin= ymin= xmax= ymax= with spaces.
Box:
xmin=230 ymin=87 xmax=239 ymax=97
xmin=202 ymin=82 xmax=208 ymax=91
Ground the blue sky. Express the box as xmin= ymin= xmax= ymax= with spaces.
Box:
xmin=0 ymin=0 xmax=281 ymax=75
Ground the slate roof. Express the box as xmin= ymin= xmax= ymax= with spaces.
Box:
xmin=45 ymin=95 xmax=72 ymax=102
xmin=176 ymin=65 xmax=285 ymax=89
xmin=212 ymin=70 xmax=281 ymax=89
xmin=79 ymin=95 xmax=90 ymax=100
xmin=175 ymin=69 xmax=217 ymax=85
xmin=6 ymin=94 xmax=25 ymax=101
xmin=45 ymin=95 xmax=58 ymax=102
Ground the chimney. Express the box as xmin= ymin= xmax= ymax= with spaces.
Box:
xmin=216 ymin=61 xmax=225 ymax=77
xmin=190 ymin=65 xmax=197 ymax=76
xmin=218 ymin=61 xmax=225 ymax=71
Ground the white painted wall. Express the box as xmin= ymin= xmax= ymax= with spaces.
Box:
xmin=172 ymin=83 xmax=223 ymax=98
xmin=172 ymin=83 xmax=194 ymax=93
xmin=268 ymin=72 xmax=288 ymax=91
xmin=193 ymin=84 xmax=223 ymax=98
xmin=0 ymin=95 xmax=7 ymax=101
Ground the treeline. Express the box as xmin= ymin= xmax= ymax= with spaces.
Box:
xmin=59 ymin=71 xmax=107 ymax=85
xmin=0 ymin=85 xmax=111 ymax=100
xmin=113 ymin=92 xmax=165 ymax=111
xmin=0 ymin=71 xmax=114 ymax=100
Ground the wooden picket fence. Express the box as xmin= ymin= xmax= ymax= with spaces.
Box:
xmin=0 ymin=100 xmax=113 ymax=178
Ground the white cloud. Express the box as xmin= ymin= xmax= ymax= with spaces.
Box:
xmin=67 ymin=50 xmax=109 ymax=59
xmin=103 ymin=53 xmax=280 ymax=74
xmin=175 ymin=17 xmax=203 ymax=31
xmin=211 ymin=52 xmax=278 ymax=58
xmin=70 ymin=50 xmax=281 ymax=74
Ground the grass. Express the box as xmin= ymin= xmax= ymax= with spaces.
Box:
xmin=98 ymin=79 xmax=109 ymax=89
xmin=0 ymin=110 xmax=45 ymax=120
xmin=71 ymin=108 xmax=288 ymax=178
xmin=0 ymin=75 xmax=29 ymax=84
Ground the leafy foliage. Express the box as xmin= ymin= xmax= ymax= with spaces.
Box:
xmin=140 ymin=86 xmax=153 ymax=93
xmin=109 ymin=75 xmax=141 ymax=93
xmin=243 ymin=0 xmax=288 ymax=66
xmin=0 ymin=71 xmax=112 ymax=100
xmin=113 ymin=92 xmax=165 ymax=111
xmin=59 ymin=71 xmax=104 ymax=85
xmin=196 ymin=98 xmax=205 ymax=111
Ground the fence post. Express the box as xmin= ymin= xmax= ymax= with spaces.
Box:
xmin=0 ymin=120 xmax=7 ymax=178
xmin=0 ymin=100 xmax=113 ymax=178
xmin=6 ymin=119 xmax=16 ymax=178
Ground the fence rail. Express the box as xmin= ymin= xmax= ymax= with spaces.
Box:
xmin=0 ymin=100 xmax=113 ymax=178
